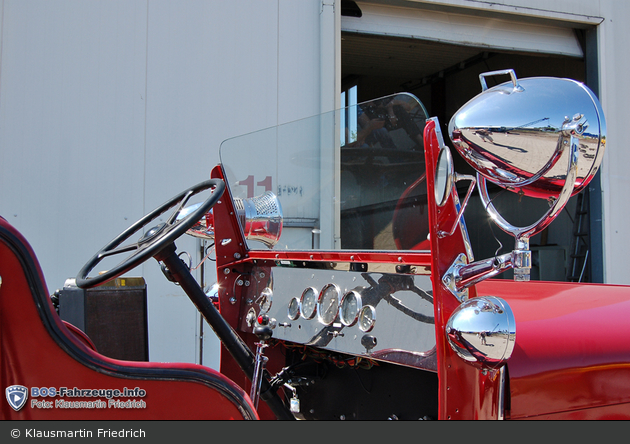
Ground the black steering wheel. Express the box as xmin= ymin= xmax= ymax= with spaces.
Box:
xmin=76 ymin=179 xmax=225 ymax=289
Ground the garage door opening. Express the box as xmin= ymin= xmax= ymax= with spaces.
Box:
xmin=341 ymin=27 xmax=596 ymax=282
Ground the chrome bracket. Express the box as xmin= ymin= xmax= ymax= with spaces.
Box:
xmin=437 ymin=173 xmax=477 ymax=239
xmin=442 ymin=253 xmax=469 ymax=302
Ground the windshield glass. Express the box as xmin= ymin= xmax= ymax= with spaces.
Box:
xmin=219 ymin=93 xmax=429 ymax=251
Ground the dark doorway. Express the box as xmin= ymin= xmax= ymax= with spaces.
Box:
xmin=342 ymin=31 xmax=594 ymax=282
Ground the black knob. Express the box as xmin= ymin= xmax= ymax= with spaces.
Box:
xmin=254 ymin=325 xmax=273 ymax=341
xmin=361 ymin=334 xmax=377 ymax=351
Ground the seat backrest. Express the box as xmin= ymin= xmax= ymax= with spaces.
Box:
xmin=0 ymin=217 xmax=258 ymax=419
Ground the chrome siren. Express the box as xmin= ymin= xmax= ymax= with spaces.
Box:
xmin=181 ymin=191 xmax=283 ymax=248
xmin=234 ymin=191 xmax=283 ymax=248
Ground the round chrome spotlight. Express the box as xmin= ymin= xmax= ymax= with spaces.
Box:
xmin=446 ymin=296 xmax=516 ymax=370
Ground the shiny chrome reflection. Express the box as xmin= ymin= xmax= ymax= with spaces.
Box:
xmin=443 ymin=70 xmax=606 ymax=284
xmin=446 ymin=296 xmax=515 ymax=370
xmin=430 ymin=122 xmax=477 ymax=239
xmin=434 ymin=144 xmax=454 ymax=207
xmin=205 ymin=282 xmax=219 ymax=304
xmin=299 ymin=287 xmax=318 ymax=320
xmin=182 ymin=191 xmax=283 ymax=248
xmin=287 ymin=297 xmax=300 ymax=321
xmin=317 ymin=283 xmax=341 ymax=326
xmin=449 ymin=70 xmax=605 ymax=199
xmin=339 ymin=290 xmax=362 ymax=327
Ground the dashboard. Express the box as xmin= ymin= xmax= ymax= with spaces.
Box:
xmin=235 ymin=261 xmax=437 ymax=372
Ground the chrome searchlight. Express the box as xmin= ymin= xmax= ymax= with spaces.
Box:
xmin=181 ymin=191 xmax=283 ymax=249
xmin=445 ymin=296 xmax=516 ymax=371
xmin=449 ymin=69 xmax=605 ymax=198
xmin=442 ymin=69 xmax=606 ymax=285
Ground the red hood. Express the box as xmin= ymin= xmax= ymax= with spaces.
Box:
xmin=476 ymin=279 xmax=630 ymax=419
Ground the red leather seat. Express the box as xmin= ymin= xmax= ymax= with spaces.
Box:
xmin=0 ymin=216 xmax=258 ymax=420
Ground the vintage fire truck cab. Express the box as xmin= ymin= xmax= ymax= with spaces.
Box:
xmin=2 ymin=70 xmax=628 ymax=420
xmin=180 ymin=69 xmax=624 ymax=420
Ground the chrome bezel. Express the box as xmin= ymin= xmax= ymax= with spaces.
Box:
xmin=445 ymin=296 xmax=516 ymax=370
xmin=287 ymin=297 xmax=300 ymax=321
xmin=339 ymin=290 xmax=362 ymax=327
xmin=317 ymin=283 xmax=341 ymax=326
xmin=258 ymin=287 xmax=273 ymax=313
xmin=434 ymin=146 xmax=454 ymax=208
xmin=299 ymin=286 xmax=318 ymax=320
xmin=358 ymin=305 xmax=376 ymax=332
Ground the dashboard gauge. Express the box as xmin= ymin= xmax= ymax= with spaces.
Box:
xmin=340 ymin=290 xmax=362 ymax=326
xmin=259 ymin=287 xmax=273 ymax=313
xmin=300 ymin=287 xmax=318 ymax=320
xmin=358 ymin=305 xmax=376 ymax=332
xmin=287 ymin=297 xmax=300 ymax=320
xmin=318 ymin=283 xmax=341 ymax=325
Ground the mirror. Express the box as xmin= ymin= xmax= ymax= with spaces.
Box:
xmin=434 ymin=147 xmax=454 ymax=207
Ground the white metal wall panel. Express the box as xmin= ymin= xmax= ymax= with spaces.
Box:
xmin=143 ymin=1 xmax=281 ymax=364
xmin=0 ymin=0 xmax=149 ymax=292
xmin=597 ymin=1 xmax=630 ymax=285
xmin=344 ymin=2 xmax=584 ymax=57
xmin=0 ymin=0 xmax=326 ymax=365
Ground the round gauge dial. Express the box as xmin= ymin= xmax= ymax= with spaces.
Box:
xmin=358 ymin=305 xmax=376 ymax=332
xmin=340 ymin=290 xmax=362 ymax=326
xmin=287 ymin=297 xmax=300 ymax=320
xmin=300 ymin=287 xmax=318 ymax=320
xmin=259 ymin=287 xmax=273 ymax=313
xmin=318 ymin=283 xmax=341 ymax=326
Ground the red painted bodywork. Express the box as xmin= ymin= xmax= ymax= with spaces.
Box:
xmin=211 ymin=121 xmax=505 ymax=419
xmin=424 ymin=120 xmax=502 ymax=420
xmin=477 ymin=279 xmax=630 ymax=419
xmin=3 ymin=116 xmax=629 ymax=420
xmin=209 ymin=120 xmax=630 ymax=420
xmin=0 ymin=216 xmax=258 ymax=420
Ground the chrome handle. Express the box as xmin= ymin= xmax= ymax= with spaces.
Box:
xmin=479 ymin=69 xmax=524 ymax=92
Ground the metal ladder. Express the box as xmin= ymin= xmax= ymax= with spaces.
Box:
xmin=566 ymin=191 xmax=590 ymax=282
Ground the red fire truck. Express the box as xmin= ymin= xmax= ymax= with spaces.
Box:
xmin=3 ymin=70 xmax=627 ymax=420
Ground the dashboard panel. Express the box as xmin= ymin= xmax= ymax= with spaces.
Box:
xmin=235 ymin=261 xmax=437 ymax=372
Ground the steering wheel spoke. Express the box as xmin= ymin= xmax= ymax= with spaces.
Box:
xmin=98 ymin=241 xmax=140 ymax=260
xmin=76 ymin=179 xmax=225 ymax=288
xmin=165 ymin=189 xmax=196 ymax=226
